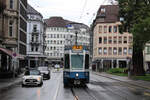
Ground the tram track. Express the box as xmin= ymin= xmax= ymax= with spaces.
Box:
xmin=70 ymin=86 xmax=98 ymax=100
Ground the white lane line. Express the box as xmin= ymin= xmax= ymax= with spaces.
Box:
xmin=53 ymin=74 xmax=62 ymax=100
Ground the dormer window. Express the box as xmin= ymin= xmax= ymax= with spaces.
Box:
xmin=101 ymin=8 xmax=105 ymax=13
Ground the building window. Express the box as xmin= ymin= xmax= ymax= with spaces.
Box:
xmin=147 ymin=46 xmax=150 ymax=54
xmin=101 ymin=8 xmax=106 ymax=13
xmin=99 ymin=37 xmax=102 ymax=44
xmin=35 ymin=46 xmax=38 ymax=52
xmin=104 ymin=37 xmax=107 ymax=44
xmin=36 ymin=35 xmax=38 ymax=42
xmin=118 ymin=36 xmax=122 ymax=44
xmin=108 ymin=47 xmax=112 ymax=55
xmin=113 ymin=47 xmax=117 ymax=55
xmin=109 ymin=26 xmax=112 ymax=33
xmin=118 ymin=47 xmax=122 ymax=55
xmin=10 ymin=0 xmax=14 ymax=9
xmin=33 ymin=25 xmax=37 ymax=32
xmin=123 ymin=47 xmax=127 ymax=55
xmin=129 ymin=36 xmax=132 ymax=43
xmin=98 ymin=47 xmax=102 ymax=54
xmin=9 ymin=20 xmax=13 ymax=37
xmin=31 ymin=46 xmax=34 ymax=51
xmin=129 ymin=48 xmax=132 ymax=55
xmin=108 ymin=37 xmax=112 ymax=44
xmin=124 ymin=37 xmax=127 ymax=43
xmin=104 ymin=26 xmax=107 ymax=33
xmin=104 ymin=47 xmax=107 ymax=55
xmin=99 ymin=26 xmax=102 ymax=33
xmin=113 ymin=37 xmax=117 ymax=44
xmin=113 ymin=26 xmax=117 ymax=33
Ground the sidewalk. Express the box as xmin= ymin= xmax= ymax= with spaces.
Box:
xmin=93 ymin=71 xmax=150 ymax=90
xmin=0 ymin=74 xmax=23 ymax=92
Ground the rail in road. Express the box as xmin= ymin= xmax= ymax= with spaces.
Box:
xmin=71 ymin=86 xmax=98 ymax=100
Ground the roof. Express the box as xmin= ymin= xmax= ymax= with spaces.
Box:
xmin=95 ymin=5 xmax=119 ymax=24
xmin=27 ymin=4 xmax=42 ymax=17
xmin=44 ymin=16 xmax=89 ymax=29
xmin=44 ymin=17 xmax=67 ymax=27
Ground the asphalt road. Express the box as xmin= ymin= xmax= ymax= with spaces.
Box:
xmin=0 ymin=69 xmax=150 ymax=100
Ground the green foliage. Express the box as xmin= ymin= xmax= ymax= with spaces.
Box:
xmin=118 ymin=0 xmax=150 ymax=75
xmin=107 ymin=68 xmax=128 ymax=76
xmin=107 ymin=68 xmax=127 ymax=73
xmin=134 ymin=74 xmax=150 ymax=81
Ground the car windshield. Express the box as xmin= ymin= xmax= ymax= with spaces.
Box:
xmin=38 ymin=67 xmax=48 ymax=71
xmin=25 ymin=70 xmax=40 ymax=75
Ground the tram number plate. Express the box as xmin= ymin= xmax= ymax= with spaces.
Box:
xmin=74 ymin=80 xmax=80 ymax=85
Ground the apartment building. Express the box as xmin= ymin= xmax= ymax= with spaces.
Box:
xmin=45 ymin=17 xmax=90 ymax=64
xmin=27 ymin=4 xmax=46 ymax=68
xmin=92 ymin=5 xmax=132 ymax=71
xmin=18 ymin=0 xmax=28 ymax=69
xmin=0 ymin=0 xmax=27 ymax=77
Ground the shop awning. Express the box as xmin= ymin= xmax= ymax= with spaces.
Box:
xmin=0 ymin=47 xmax=25 ymax=59
xmin=0 ymin=47 xmax=13 ymax=57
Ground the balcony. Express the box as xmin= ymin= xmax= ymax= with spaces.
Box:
xmin=30 ymin=40 xmax=40 ymax=45
xmin=32 ymin=30 xmax=39 ymax=34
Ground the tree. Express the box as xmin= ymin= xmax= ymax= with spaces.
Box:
xmin=118 ymin=0 xmax=150 ymax=75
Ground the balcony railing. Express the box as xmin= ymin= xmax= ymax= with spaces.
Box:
xmin=32 ymin=30 xmax=39 ymax=34
xmin=30 ymin=40 xmax=40 ymax=45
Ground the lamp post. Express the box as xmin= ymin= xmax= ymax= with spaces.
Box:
xmin=127 ymin=56 xmax=132 ymax=78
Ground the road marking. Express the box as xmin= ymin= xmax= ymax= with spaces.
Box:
xmin=53 ymin=74 xmax=62 ymax=100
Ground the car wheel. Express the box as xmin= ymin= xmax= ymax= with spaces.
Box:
xmin=39 ymin=81 xmax=43 ymax=87
xmin=22 ymin=84 xmax=25 ymax=87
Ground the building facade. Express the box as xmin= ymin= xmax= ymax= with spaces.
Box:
xmin=92 ymin=5 xmax=132 ymax=71
xmin=27 ymin=4 xmax=46 ymax=68
xmin=0 ymin=0 xmax=27 ymax=77
xmin=18 ymin=0 xmax=27 ymax=69
xmin=45 ymin=17 xmax=90 ymax=64
xmin=143 ymin=43 xmax=150 ymax=71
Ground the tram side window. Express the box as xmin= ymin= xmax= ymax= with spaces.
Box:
xmin=65 ymin=54 xmax=70 ymax=69
xmin=85 ymin=54 xmax=89 ymax=69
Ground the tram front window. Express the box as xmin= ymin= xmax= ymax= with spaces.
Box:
xmin=71 ymin=55 xmax=83 ymax=69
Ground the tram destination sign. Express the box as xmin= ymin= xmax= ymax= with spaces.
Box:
xmin=72 ymin=45 xmax=83 ymax=50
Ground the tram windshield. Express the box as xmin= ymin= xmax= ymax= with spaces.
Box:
xmin=71 ymin=55 xmax=83 ymax=69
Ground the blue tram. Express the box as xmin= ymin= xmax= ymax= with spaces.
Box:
xmin=63 ymin=45 xmax=90 ymax=87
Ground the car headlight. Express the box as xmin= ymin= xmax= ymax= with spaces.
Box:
xmin=22 ymin=77 xmax=26 ymax=80
xmin=37 ymin=77 xmax=41 ymax=81
xmin=76 ymin=73 xmax=79 ymax=77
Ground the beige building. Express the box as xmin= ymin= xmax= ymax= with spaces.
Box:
xmin=143 ymin=43 xmax=150 ymax=71
xmin=92 ymin=5 xmax=132 ymax=71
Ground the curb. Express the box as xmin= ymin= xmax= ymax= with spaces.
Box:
xmin=93 ymin=72 xmax=150 ymax=90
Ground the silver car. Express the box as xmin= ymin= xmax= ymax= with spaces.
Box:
xmin=22 ymin=69 xmax=43 ymax=87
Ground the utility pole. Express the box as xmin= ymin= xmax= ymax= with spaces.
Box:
xmin=75 ymin=31 xmax=78 ymax=45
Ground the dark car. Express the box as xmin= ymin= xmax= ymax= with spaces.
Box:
xmin=38 ymin=66 xmax=50 ymax=79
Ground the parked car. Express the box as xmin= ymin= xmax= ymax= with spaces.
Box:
xmin=22 ymin=69 xmax=43 ymax=87
xmin=38 ymin=66 xmax=50 ymax=79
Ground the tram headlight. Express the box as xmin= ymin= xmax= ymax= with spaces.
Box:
xmin=76 ymin=73 xmax=79 ymax=77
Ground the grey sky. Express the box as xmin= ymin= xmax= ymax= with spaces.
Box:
xmin=28 ymin=0 xmax=112 ymax=26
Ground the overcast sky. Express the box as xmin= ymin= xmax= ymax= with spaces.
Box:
xmin=28 ymin=0 xmax=113 ymax=26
